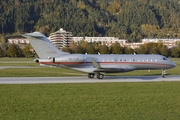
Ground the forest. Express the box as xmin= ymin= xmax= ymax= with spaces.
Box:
xmin=0 ymin=0 xmax=180 ymax=57
xmin=1 ymin=0 xmax=180 ymax=42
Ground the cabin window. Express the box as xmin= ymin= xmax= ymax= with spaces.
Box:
xmin=120 ymin=59 xmax=122 ymax=62
xmin=133 ymin=59 xmax=135 ymax=61
xmin=129 ymin=59 xmax=131 ymax=62
xmin=124 ymin=59 xmax=126 ymax=61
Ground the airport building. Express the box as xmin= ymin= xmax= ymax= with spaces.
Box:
xmin=8 ymin=38 xmax=29 ymax=44
xmin=8 ymin=37 xmax=180 ymax=49
xmin=48 ymin=28 xmax=73 ymax=49
xmin=142 ymin=38 xmax=180 ymax=48
xmin=72 ymin=37 xmax=126 ymax=46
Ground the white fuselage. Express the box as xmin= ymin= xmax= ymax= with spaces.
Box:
xmin=38 ymin=54 xmax=176 ymax=73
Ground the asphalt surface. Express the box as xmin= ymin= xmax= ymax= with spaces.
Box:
xmin=0 ymin=66 xmax=37 ymax=69
xmin=0 ymin=75 xmax=180 ymax=84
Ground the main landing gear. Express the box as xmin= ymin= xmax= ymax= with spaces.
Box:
xmin=96 ymin=73 xmax=104 ymax=79
xmin=162 ymin=69 xmax=166 ymax=78
xmin=88 ymin=73 xmax=104 ymax=79
xmin=88 ymin=73 xmax=95 ymax=78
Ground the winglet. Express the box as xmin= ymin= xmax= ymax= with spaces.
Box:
xmin=90 ymin=57 xmax=102 ymax=68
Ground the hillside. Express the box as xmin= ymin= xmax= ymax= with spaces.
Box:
xmin=1 ymin=0 xmax=180 ymax=42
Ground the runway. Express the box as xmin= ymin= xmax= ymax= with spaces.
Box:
xmin=0 ymin=75 xmax=180 ymax=84
xmin=0 ymin=66 xmax=38 ymax=69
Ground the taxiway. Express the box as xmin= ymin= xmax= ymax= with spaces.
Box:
xmin=0 ymin=75 xmax=180 ymax=84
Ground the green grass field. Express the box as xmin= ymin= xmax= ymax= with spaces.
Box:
xmin=0 ymin=83 xmax=180 ymax=120
xmin=0 ymin=58 xmax=180 ymax=120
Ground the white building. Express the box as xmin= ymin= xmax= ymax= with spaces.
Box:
xmin=8 ymin=38 xmax=29 ymax=44
xmin=72 ymin=37 xmax=126 ymax=46
xmin=7 ymin=30 xmax=180 ymax=50
xmin=124 ymin=43 xmax=143 ymax=49
xmin=142 ymin=38 xmax=180 ymax=48
xmin=48 ymin=28 xmax=73 ymax=49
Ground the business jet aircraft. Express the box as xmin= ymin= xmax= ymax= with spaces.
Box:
xmin=22 ymin=32 xmax=176 ymax=79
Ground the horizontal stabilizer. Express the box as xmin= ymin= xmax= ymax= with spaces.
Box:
xmin=21 ymin=32 xmax=46 ymax=38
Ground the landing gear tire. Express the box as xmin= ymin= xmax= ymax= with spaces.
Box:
xmin=88 ymin=73 xmax=95 ymax=79
xmin=162 ymin=69 xmax=166 ymax=78
xmin=97 ymin=73 xmax=104 ymax=79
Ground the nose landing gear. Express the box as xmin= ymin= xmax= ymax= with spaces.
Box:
xmin=162 ymin=69 xmax=166 ymax=78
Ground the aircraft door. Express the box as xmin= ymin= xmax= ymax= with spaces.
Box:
xmin=114 ymin=58 xmax=118 ymax=64
xmin=53 ymin=57 xmax=55 ymax=63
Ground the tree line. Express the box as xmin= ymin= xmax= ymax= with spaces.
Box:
xmin=0 ymin=43 xmax=35 ymax=58
xmin=1 ymin=42 xmax=179 ymax=58
xmin=1 ymin=0 xmax=180 ymax=42
xmin=64 ymin=41 xmax=180 ymax=57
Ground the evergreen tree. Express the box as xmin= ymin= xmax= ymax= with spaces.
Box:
xmin=170 ymin=47 xmax=179 ymax=58
xmin=7 ymin=44 xmax=22 ymax=57
xmin=0 ymin=47 xmax=4 ymax=57
xmin=22 ymin=45 xmax=33 ymax=58
xmin=99 ymin=44 xmax=109 ymax=54
xmin=111 ymin=42 xmax=123 ymax=54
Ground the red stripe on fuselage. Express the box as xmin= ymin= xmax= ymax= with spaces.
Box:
xmin=85 ymin=62 xmax=172 ymax=66
xmin=39 ymin=61 xmax=172 ymax=67
xmin=39 ymin=62 xmax=84 ymax=65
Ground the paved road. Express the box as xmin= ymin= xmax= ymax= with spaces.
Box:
xmin=0 ymin=76 xmax=180 ymax=84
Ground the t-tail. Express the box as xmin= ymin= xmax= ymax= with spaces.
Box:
xmin=21 ymin=32 xmax=70 ymax=59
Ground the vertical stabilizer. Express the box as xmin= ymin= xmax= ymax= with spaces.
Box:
xmin=22 ymin=32 xmax=69 ymax=58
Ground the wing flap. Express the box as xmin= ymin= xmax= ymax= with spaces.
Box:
xmin=93 ymin=68 xmax=131 ymax=73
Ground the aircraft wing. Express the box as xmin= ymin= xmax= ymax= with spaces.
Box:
xmin=90 ymin=57 xmax=102 ymax=69
xmin=90 ymin=57 xmax=135 ymax=73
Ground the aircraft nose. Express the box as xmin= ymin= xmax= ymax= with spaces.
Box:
xmin=171 ymin=62 xmax=176 ymax=68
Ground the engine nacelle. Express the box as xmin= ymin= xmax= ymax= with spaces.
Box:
xmin=34 ymin=58 xmax=39 ymax=63
xmin=35 ymin=54 xmax=85 ymax=65
xmin=54 ymin=54 xmax=85 ymax=64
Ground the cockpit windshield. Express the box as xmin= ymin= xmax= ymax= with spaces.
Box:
xmin=163 ymin=57 xmax=167 ymax=60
